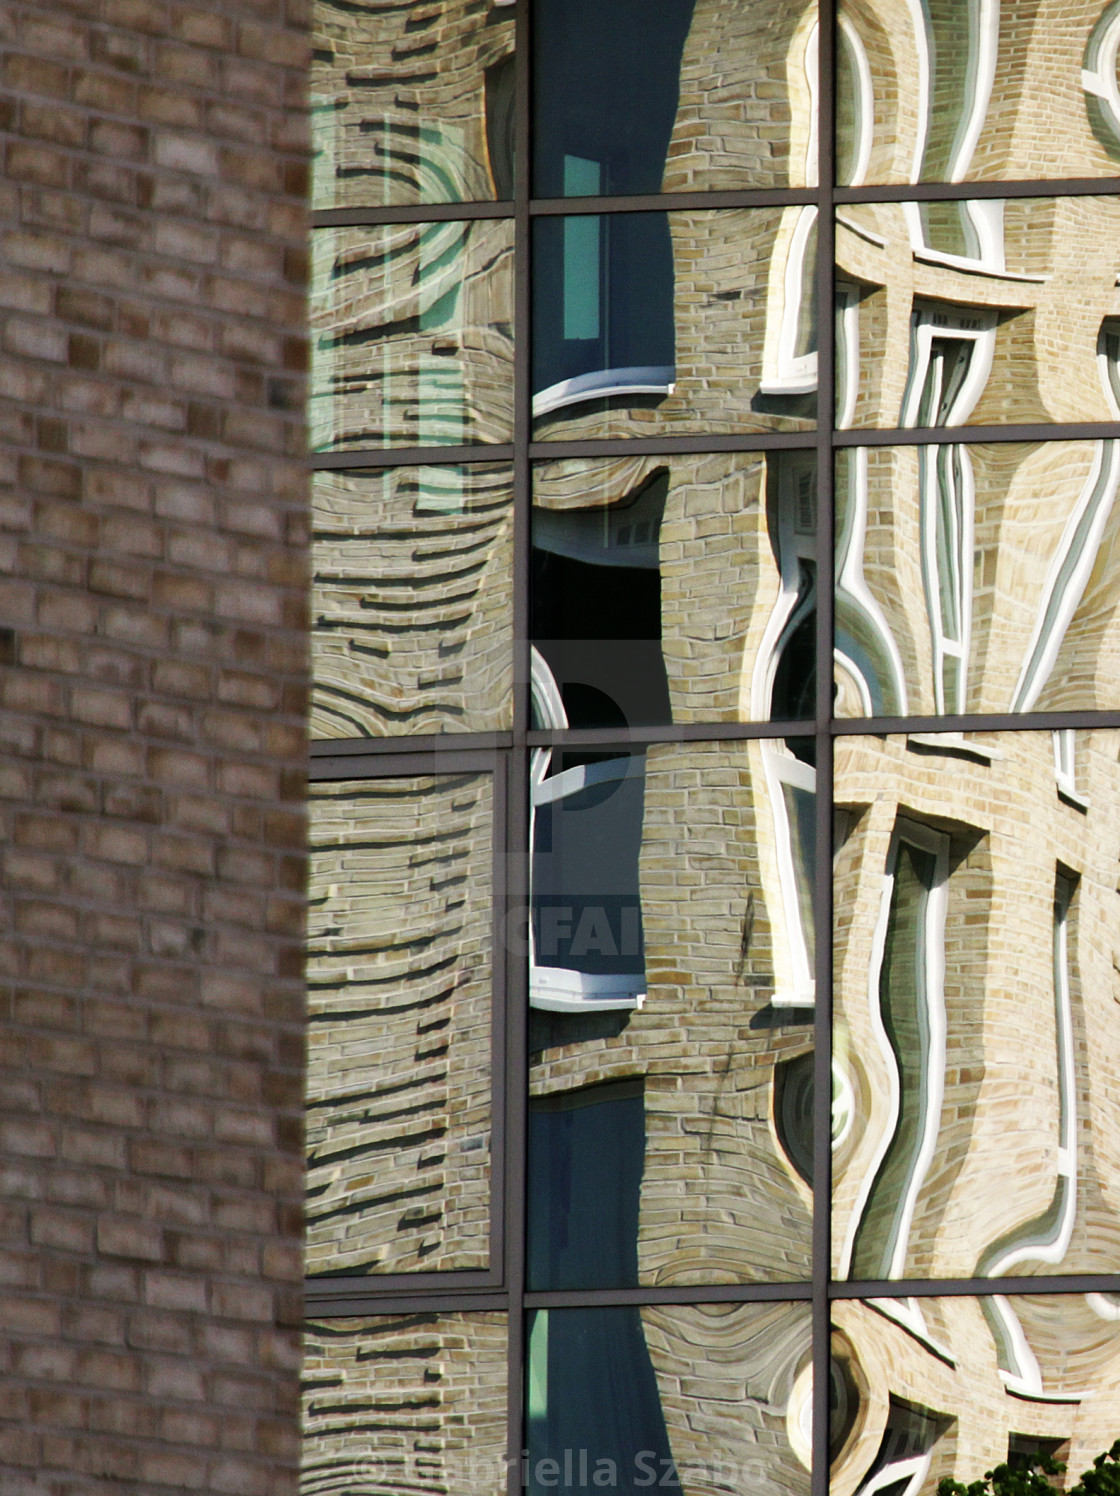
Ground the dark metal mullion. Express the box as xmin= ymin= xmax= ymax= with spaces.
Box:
xmin=831 ymin=708 xmax=1120 ymax=736
xmin=814 ymin=6 xmax=837 ymax=1496
xmin=530 ymin=187 xmax=818 ymax=215
xmin=311 ymin=444 xmax=513 ymax=470
xmin=835 ymin=422 xmax=1120 ymax=447
xmin=833 ymin=1272 xmax=1120 ymax=1300
xmin=527 ymin=720 xmax=815 ymax=749
xmin=312 ymin=201 xmax=515 ymax=228
xmin=835 ymin=176 xmax=1120 ymax=203
xmin=525 ymin=1282 xmax=814 ymax=1309
xmin=507 ymin=1 xmax=533 ymax=1488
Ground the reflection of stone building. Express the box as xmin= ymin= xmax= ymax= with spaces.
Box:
xmin=303 ymin=2 xmax=1120 ymax=1496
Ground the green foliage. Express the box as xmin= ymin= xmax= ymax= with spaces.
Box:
xmin=938 ymin=1442 xmax=1120 ymax=1496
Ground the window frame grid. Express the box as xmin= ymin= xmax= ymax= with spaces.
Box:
xmin=304 ymin=5 xmax=1120 ymax=1494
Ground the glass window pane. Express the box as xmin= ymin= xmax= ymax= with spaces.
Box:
xmin=312 ymin=0 xmax=515 ymax=208
xmin=835 ymin=197 xmax=1120 ymax=433
xmin=311 ymin=221 xmax=514 ymax=452
xmin=833 ymin=730 xmax=1120 ymax=1281
xmin=532 ymin=0 xmax=818 ymax=196
xmin=533 ymin=451 xmax=816 ymax=729
xmin=303 ymin=1313 xmax=507 ymax=1492
xmin=832 ymin=1297 xmax=1120 ymax=1489
xmin=838 ymin=0 xmax=1120 ymax=186
xmin=529 ymin=740 xmax=816 ymax=1290
xmin=833 ymin=441 xmax=1120 ymax=719
xmin=312 ymin=465 xmax=514 ymax=739
xmin=306 ymin=773 xmax=493 ymax=1275
xmin=533 ymin=209 xmax=817 ymax=441
xmin=527 ymin=1303 xmax=812 ymax=1496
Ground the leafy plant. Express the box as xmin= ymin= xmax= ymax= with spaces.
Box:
xmin=938 ymin=1441 xmax=1120 ymax=1496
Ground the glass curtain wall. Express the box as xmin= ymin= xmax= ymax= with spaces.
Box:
xmin=305 ymin=3 xmax=1120 ymax=1494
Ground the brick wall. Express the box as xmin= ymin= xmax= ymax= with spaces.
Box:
xmin=0 ymin=2 xmax=310 ymax=1491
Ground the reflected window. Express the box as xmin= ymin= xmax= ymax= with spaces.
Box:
xmin=1083 ymin=2 xmax=1120 ymax=155
xmin=847 ymin=821 xmax=949 ymax=1281
xmin=855 ymin=1398 xmax=951 ymax=1496
xmin=532 ymin=472 xmax=671 ymax=728
xmin=532 ymin=0 xmax=696 ymax=198
xmin=532 ymin=212 xmax=676 ymax=418
xmin=904 ymin=0 xmax=1002 ymax=266
xmin=836 ymin=16 xmax=874 ymax=187
xmin=835 ymin=447 xmax=908 ymax=717
xmin=760 ymin=206 xmax=819 ymax=401
xmin=529 ymin=720 xmax=647 ymax=1013
xmin=1011 ymin=438 xmax=1120 ymax=713
xmin=902 ymin=305 xmax=996 ymax=715
xmin=528 ymin=1080 xmax=644 ymax=1291
xmin=978 ymin=873 xmax=1077 ymax=1394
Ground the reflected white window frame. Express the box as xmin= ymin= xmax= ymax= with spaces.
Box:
xmin=528 ymin=647 xmax=646 ymax=1013
xmin=839 ymin=819 xmax=949 ymax=1281
xmin=759 ymin=204 xmax=819 ymax=397
xmin=903 ymin=0 xmax=1003 ymax=272
xmin=1083 ymin=1 xmax=1120 ymax=143
xmin=1011 ymin=438 xmax=1120 ymax=713
xmin=761 ymin=745 xmax=817 ymax=1009
xmin=835 ymin=444 xmax=910 ymax=717
xmin=748 ymin=450 xmax=817 ymax=1010
xmin=532 ymin=366 xmax=677 ymax=419
xmin=902 ymin=307 xmax=996 ymax=715
xmin=1052 ymin=728 xmax=1088 ymax=807
xmin=981 ymin=873 xmax=1078 ymax=1398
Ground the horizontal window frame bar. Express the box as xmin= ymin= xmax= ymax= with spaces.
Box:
xmin=835 ymin=177 xmax=1120 ymax=203
xmin=310 ymin=732 xmax=513 ymax=761
xmin=833 ymin=1273 xmax=1120 ymax=1299
xmin=309 ymin=427 xmax=1120 ymax=472
xmin=309 ymin=179 xmax=1120 ymax=232
xmin=309 ymin=747 xmax=503 ymax=780
xmin=311 ymin=446 xmax=514 ymax=471
xmin=302 ymin=1271 xmax=1120 ymax=1319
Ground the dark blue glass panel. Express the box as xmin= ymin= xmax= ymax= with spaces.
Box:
xmin=528 ymin=1081 xmax=645 ymax=1291
xmin=532 ymin=0 xmax=696 ymax=198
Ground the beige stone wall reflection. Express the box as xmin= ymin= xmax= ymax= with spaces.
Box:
xmin=310 ymin=220 xmax=515 ymax=452
xmin=311 ymin=0 xmax=514 ymax=209
xmin=840 ymin=0 xmax=1120 ymax=184
xmin=306 ymin=774 xmax=492 ymax=1275
xmin=530 ymin=739 xmax=815 ymax=1287
xmin=312 ymin=466 xmax=514 ymax=739
xmin=302 ymin=1313 xmax=507 ymax=1496
xmin=831 ymin=1297 xmax=1120 ymax=1496
xmin=833 ymin=729 xmax=1120 ymax=1285
xmin=641 ymin=1301 xmax=812 ymax=1496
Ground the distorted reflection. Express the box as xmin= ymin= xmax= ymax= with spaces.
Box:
xmin=302 ymin=1314 xmax=507 ymax=1494
xmin=305 ymin=775 xmax=493 ymax=1276
xmin=832 ymin=440 xmax=1120 ymax=718
xmin=526 ymin=1304 xmax=812 ymax=1496
xmin=310 ymin=221 xmax=514 ymax=452
xmin=831 ymin=1298 xmax=1120 ymax=1496
xmin=833 ymin=730 xmax=1120 ymax=1283
xmin=532 ymin=210 xmax=816 ymax=439
xmin=311 ymin=0 xmax=515 ymax=208
xmin=311 ymin=465 xmax=514 ymax=739
xmin=532 ymin=0 xmax=815 ymax=196
xmin=532 ymin=451 xmax=816 ymax=727
xmin=528 ymin=740 xmax=815 ymax=1289
xmin=837 ymin=1 xmax=1120 ymax=183
xmin=835 ymin=193 xmax=1120 ymax=455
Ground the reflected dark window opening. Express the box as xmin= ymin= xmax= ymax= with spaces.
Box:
xmin=532 ymin=0 xmax=696 ymax=198
xmin=853 ymin=1396 xmax=952 ymax=1496
xmin=532 ymin=471 xmax=671 ymax=729
xmin=529 ymin=736 xmax=647 ymax=1013
xmin=765 ymin=450 xmax=817 ymax=741
xmin=526 ymin=1307 xmax=677 ymax=1496
xmin=848 ymin=821 xmax=949 ymax=1282
xmin=527 ymin=1079 xmax=645 ymax=1291
xmin=532 ymin=212 xmax=676 ymax=418
xmin=775 ymin=1050 xmax=815 ymax=1185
